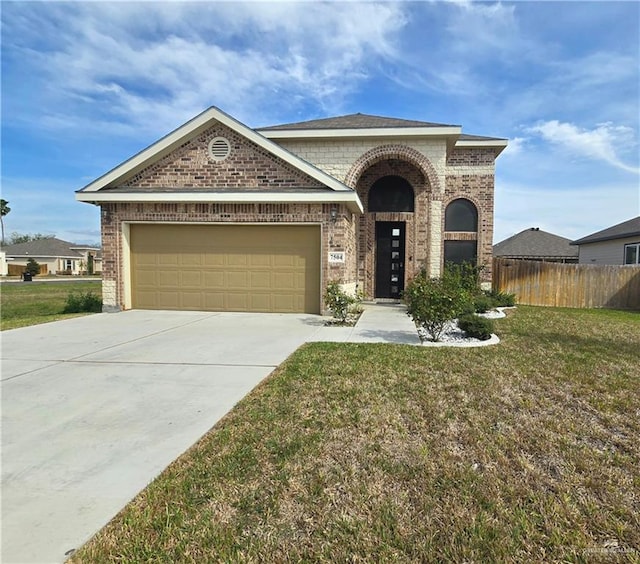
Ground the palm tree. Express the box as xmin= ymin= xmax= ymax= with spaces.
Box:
xmin=0 ymin=199 xmax=10 ymax=244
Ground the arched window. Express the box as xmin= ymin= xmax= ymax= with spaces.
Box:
xmin=368 ymin=176 xmax=415 ymax=212
xmin=445 ymin=199 xmax=478 ymax=231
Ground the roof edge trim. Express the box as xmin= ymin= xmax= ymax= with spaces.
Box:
xmin=79 ymin=107 xmax=353 ymax=194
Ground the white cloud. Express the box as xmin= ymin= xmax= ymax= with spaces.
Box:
xmin=526 ymin=120 xmax=639 ymax=174
xmin=3 ymin=2 xmax=407 ymax=136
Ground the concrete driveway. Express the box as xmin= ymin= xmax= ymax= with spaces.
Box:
xmin=1 ymin=310 xmax=327 ymax=564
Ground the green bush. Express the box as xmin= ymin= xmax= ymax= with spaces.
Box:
xmin=443 ymin=262 xmax=484 ymax=296
xmin=485 ymin=289 xmax=517 ymax=307
xmin=473 ymin=295 xmax=493 ymax=313
xmin=458 ymin=313 xmax=494 ymax=340
xmin=404 ymin=269 xmax=470 ymax=342
xmin=324 ymin=281 xmax=359 ymax=323
xmin=63 ymin=291 xmax=103 ymax=314
xmin=25 ymin=258 xmax=41 ymax=276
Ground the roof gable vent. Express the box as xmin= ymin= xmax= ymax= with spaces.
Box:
xmin=208 ymin=137 xmax=231 ymax=161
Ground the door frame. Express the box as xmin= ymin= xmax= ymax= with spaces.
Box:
xmin=374 ymin=221 xmax=406 ymax=299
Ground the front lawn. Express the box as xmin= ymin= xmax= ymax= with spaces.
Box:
xmin=71 ymin=306 xmax=639 ymax=562
xmin=0 ymin=280 xmax=102 ymax=330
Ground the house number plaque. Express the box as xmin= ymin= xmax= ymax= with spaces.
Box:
xmin=328 ymin=252 xmax=345 ymax=264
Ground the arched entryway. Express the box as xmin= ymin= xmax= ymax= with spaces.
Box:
xmin=351 ymin=154 xmax=433 ymax=300
xmin=369 ymin=176 xmax=415 ymax=298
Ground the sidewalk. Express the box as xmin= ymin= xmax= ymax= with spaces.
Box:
xmin=308 ymin=303 xmax=421 ymax=345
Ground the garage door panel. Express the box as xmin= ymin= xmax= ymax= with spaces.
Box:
xmin=204 ymin=271 xmax=225 ymax=288
xmin=249 ymin=293 xmax=272 ymax=311
xmin=181 ymin=253 xmax=203 ymax=267
xmin=227 ymin=271 xmax=249 ymax=289
xmin=181 ymin=292 xmax=203 ymax=309
xmin=226 ymin=293 xmax=249 ymax=311
xmin=157 ymin=292 xmax=179 ymax=309
xmin=158 ymin=271 xmax=179 ymax=286
xmin=131 ymin=225 xmax=320 ymax=313
xmin=180 ymin=271 xmax=202 ymax=287
xmin=204 ymin=254 xmax=224 ymax=266
xmin=250 ymin=271 xmax=272 ymax=289
xmin=203 ymin=293 xmax=225 ymax=309
xmin=158 ymin=253 xmax=179 ymax=266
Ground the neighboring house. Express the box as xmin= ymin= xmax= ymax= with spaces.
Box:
xmin=76 ymin=107 xmax=507 ymax=313
xmin=494 ymin=227 xmax=579 ymax=263
xmin=1 ymin=238 xmax=102 ymax=275
xmin=571 ymin=216 xmax=640 ymax=265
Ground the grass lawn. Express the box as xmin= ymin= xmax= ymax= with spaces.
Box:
xmin=0 ymin=280 xmax=102 ymax=330
xmin=71 ymin=306 xmax=639 ymax=563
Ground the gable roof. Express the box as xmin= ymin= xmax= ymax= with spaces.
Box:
xmin=494 ymin=228 xmax=578 ymax=259
xmin=571 ymin=216 xmax=640 ymax=245
xmin=1 ymin=238 xmax=99 ymax=258
xmin=77 ymin=106 xmax=354 ymax=195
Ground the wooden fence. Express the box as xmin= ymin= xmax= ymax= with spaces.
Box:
xmin=492 ymin=258 xmax=640 ymax=310
xmin=7 ymin=264 xmax=49 ymax=276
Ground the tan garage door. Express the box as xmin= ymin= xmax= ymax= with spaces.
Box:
xmin=130 ymin=224 xmax=321 ymax=314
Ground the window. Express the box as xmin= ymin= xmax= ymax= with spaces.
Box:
xmin=445 ymin=199 xmax=478 ymax=231
xmin=368 ymin=176 xmax=415 ymax=212
xmin=444 ymin=240 xmax=477 ymax=266
xmin=624 ymin=242 xmax=640 ymax=265
xmin=65 ymin=259 xmax=73 ymax=270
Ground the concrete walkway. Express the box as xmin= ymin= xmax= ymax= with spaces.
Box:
xmin=309 ymin=302 xmax=421 ymax=345
xmin=1 ymin=304 xmax=418 ymax=564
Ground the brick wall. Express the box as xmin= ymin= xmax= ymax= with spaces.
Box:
xmin=127 ymin=123 xmax=324 ymax=190
xmin=100 ymin=202 xmax=355 ymax=311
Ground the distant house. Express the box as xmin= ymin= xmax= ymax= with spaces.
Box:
xmin=571 ymin=216 xmax=640 ymax=265
xmin=493 ymin=227 xmax=578 ymax=263
xmin=0 ymin=238 xmax=102 ymax=276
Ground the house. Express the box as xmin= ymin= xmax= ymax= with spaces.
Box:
xmin=571 ymin=216 xmax=640 ymax=265
xmin=76 ymin=107 xmax=507 ymax=313
xmin=0 ymin=238 xmax=102 ymax=276
xmin=493 ymin=227 xmax=578 ymax=263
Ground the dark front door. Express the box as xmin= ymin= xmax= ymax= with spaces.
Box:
xmin=375 ymin=222 xmax=405 ymax=299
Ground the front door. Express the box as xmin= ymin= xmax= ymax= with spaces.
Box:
xmin=375 ymin=222 xmax=405 ymax=299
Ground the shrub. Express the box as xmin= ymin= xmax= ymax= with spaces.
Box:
xmin=443 ymin=262 xmax=484 ymax=297
xmin=458 ymin=313 xmax=494 ymax=340
xmin=473 ymin=294 xmax=493 ymax=313
xmin=25 ymin=258 xmax=41 ymax=276
xmin=485 ymin=289 xmax=517 ymax=307
xmin=63 ymin=291 xmax=103 ymax=314
xmin=324 ymin=281 xmax=358 ymax=323
xmin=404 ymin=270 xmax=470 ymax=342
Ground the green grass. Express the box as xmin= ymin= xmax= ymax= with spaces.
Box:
xmin=0 ymin=280 xmax=102 ymax=330
xmin=70 ymin=306 xmax=639 ymax=563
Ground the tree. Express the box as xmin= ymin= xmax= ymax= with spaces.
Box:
xmin=8 ymin=232 xmax=55 ymax=245
xmin=0 ymin=199 xmax=10 ymax=244
xmin=25 ymin=258 xmax=41 ymax=276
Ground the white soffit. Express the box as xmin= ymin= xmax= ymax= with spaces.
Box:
xmin=455 ymin=139 xmax=508 ymax=155
xmin=78 ymin=107 xmax=353 ymax=194
xmin=76 ymin=190 xmax=365 ymax=214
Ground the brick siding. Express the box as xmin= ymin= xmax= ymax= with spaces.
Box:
xmin=127 ymin=123 xmax=324 ymax=190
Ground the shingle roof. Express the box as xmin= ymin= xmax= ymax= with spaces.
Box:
xmin=258 ymin=113 xmax=459 ymax=131
xmin=1 ymin=238 xmax=98 ymax=258
xmin=494 ymin=228 xmax=579 ymax=259
xmin=571 ymin=216 xmax=640 ymax=245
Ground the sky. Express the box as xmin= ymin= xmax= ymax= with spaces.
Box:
xmin=1 ymin=0 xmax=639 ymax=247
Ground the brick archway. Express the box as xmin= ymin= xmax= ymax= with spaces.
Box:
xmin=344 ymin=144 xmax=441 ymax=194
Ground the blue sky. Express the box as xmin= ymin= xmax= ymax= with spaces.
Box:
xmin=2 ymin=0 xmax=639 ymax=246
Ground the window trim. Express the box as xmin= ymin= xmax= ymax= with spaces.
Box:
xmin=623 ymin=242 xmax=640 ymax=265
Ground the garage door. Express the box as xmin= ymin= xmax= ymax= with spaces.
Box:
xmin=130 ymin=224 xmax=321 ymax=313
